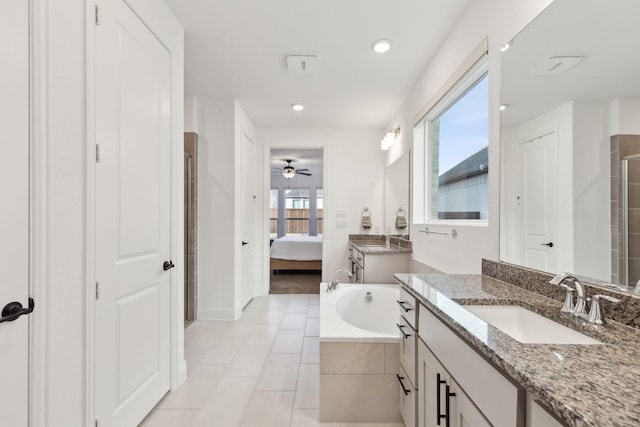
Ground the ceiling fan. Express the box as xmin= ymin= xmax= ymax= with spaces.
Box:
xmin=275 ymin=159 xmax=312 ymax=179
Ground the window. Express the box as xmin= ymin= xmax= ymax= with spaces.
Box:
xmin=269 ymin=189 xmax=278 ymax=239
xmin=285 ymin=188 xmax=310 ymax=235
xmin=416 ymin=54 xmax=489 ymax=223
xmin=317 ymin=188 xmax=323 ymax=235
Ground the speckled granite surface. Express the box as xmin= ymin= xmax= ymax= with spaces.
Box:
xmin=348 ymin=234 xmax=412 ymax=254
xmin=394 ymin=273 xmax=640 ymax=427
xmin=482 ymin=259 xmax=640 ymax=330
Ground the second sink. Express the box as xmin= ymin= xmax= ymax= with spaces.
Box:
xmin=464 ymin=305 xmax=602 ymax=345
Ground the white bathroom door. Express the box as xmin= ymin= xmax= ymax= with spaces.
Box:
xmin=240 ymin=131 xmax=257 ymax=307
xmin=0 ymin=1 xmax=30 ymax=425
xmin=94 ymin=1 xmax=171 ymax=425
xmin=518 ymin=131 xmax=558 ymax=272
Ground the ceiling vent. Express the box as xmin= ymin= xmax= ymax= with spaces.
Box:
xmin=530 ymin=56 xmax=584 ymax=75
xmin=286 ymin=55 xmax=320 ymax=74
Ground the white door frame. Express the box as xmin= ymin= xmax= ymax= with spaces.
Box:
xmin=262 ymin=143 xmax=329 ymax=291
xmin=85 ymin=1 xmax=185 ymax=426
xmin=30 ymin=0 xmax=50 ymax=424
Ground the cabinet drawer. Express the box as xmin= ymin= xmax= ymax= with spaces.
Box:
xmin=419 ymin=304 xmax=523 ymax=427
xmin=398 ymin=315 xmax=416 ymax=386
xmin=397 ymin=287 xmax=417 ymax=329
xmin=397 ymin=364 xmax=416 ymax=427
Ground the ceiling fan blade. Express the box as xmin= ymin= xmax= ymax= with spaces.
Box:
xmin=297 ymin=172 xmax=312 ymax=176
xmin=296 ymin=168 xmax=310 ymax=172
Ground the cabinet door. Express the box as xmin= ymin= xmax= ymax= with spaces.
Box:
xmin=418 ymin=340 xmax=448 ymax=427
xmin=449 ymin=379 xmax=492 ymax=427
xmin=398 ymin=315 xmax=416 ymax=384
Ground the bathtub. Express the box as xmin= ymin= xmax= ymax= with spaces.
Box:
xmin=319 ymin=283 xmax=402 ymax=423
xmin=319 ymin=283 xmax=400 ymax=343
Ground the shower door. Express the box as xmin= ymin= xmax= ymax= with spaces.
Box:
xmin=622 ymin=155 xmax=640 ymax=287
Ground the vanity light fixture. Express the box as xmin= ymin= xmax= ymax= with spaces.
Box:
xmin=371 ymin=39 xmax=392 ymax=54
xmin=380 ymin=127 xmax=400 ymax=150
xmin=291 ymin=103 xmax=304 ymax=112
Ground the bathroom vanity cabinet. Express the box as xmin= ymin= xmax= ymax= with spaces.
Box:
xmin=417 ymin=306 xmax=522 ymax=426
xmin=398 ymin=295 xmax=526 ymax=427
xmin=396 ymin=288 xmax=417 ymax=427
xmin=349 ymin=244 xmax=411 ymax=284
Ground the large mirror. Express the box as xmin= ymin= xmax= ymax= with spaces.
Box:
xmin=500 ymin=0 xmax=640 ymax=292
xmin=385 ymin=150 xmax=410 ymax=237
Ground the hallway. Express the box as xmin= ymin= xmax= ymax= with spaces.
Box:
xmin=141 ymin=293 xmax=403 ymax=427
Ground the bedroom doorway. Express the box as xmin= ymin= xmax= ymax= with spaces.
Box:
xmin=269 ymin=149 xmax=323 ymax=294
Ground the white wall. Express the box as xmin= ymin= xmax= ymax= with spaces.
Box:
xmin=573 ymin=101 xmax=610 ymax=280
xmin=609 ymin=98 xmax=640 ymax=135
xmin=261 ymin=128 xmax=385 ymax=283
xmin=197 ymin=99 xmax=237 ymax=319
xmin=384 ymin=0 xmax=553 ymax=273
xmin=194 ymin=97 xmax=262 ymax=319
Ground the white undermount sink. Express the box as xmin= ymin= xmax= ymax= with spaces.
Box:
xmin=464 ymin=305 xmax=602 ymax=345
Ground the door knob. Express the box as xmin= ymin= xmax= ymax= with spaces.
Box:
xmin=0 ymin=298 xmax=35 ymax=324
xmin=540 ymin=242 xmax=554 ymax=247
xmin=163 ymin=260 xmax=175 ymax=271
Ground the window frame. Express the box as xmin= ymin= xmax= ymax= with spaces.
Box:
xmin=414 ymin=49 xmax=489 ymax=226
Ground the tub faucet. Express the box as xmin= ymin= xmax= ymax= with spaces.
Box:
xmin=328 ymin=267 xmax=352 ymax=292
xmin=549 ymin=272 xmax=588 ymax=318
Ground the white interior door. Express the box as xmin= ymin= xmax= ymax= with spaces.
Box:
xmin=518 ymin=132 xmax=558 ymax=272
xmin=95 ymin=1 xmax=172 ymax=425
xmin=240 ymin=132 xmax=257 ymax=307
xmin=0 ymin=1 xmax=30 ymax=425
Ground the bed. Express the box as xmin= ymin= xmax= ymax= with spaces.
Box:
xmin=270 ymin=235 xmax=323 ymax=271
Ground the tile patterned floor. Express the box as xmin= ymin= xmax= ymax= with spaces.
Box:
xmin=140 ymin=294 xmax=404 ymax=427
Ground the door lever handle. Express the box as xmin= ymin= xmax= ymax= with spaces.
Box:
xmin=242 ymin=241 xmax=249 ymax=246
xmin=0 ymin=298 xmax=35 ymax=324
xmin=540 ymin=242 xmax=554 ymax=247
xmin=163 ymin=260 xmax=175 ymax=271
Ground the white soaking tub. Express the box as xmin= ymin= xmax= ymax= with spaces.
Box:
xmin=319 ymin=283 xmax=401 ymax=343
xmin=318 ymin=283 xmax=403 ymax=424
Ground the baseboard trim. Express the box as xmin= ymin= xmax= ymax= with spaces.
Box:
xmin=197 ymin=307 xmax=237 ymax=321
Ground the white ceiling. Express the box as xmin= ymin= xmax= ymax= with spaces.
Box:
xmin=501 ymin=0 xmax=640 ymax=127
xmin=164 ymin=0 xmax=472 ymax=129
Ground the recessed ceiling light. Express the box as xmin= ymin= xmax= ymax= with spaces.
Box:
xmin=371 ymin=39 xmax=392 ymax=54
xmin=291 ymin=103 xmax=304 ymax=112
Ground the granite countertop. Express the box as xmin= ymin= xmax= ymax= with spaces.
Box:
xmin=349 ymin=241 xmax=412 ymax=254
xmin=394 ymin=273 xmax=640 ymax=427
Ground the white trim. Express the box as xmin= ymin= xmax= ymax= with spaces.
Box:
xmin=29 ymin=0 xmax=49 ymax=424
xmin=417 ymin=51 xmax=490 ymax=226
xmin=197 ymin=308 xmax=239 ymax=321
xmin=414 ymin=38 xmax=489 ymax=126
xmin=85 ymin=1 xmax=185 ymax=425
xmin=84 ymin=2 xmax=97 ymax=426
xmin=262 ymin=144 xmax=328 ymax=288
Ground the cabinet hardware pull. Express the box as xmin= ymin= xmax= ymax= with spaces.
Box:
xmin=396 ymin=300 xmax=413 ymax=312
xmin=445 ymin=384 xmax=456 ymax=427
xmin=437 ymin=373 xmax=447 ymax=425
xmin=396 ymin=374 xmax=411 ymax=396
xmin=396 ymin=323 xmax=411 ymax=339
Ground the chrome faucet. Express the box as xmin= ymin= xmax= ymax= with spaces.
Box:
xmin=327 ymin=267 xmax=352 ymax=292
xmin=549 ymin=272 xmax=588 ymax=318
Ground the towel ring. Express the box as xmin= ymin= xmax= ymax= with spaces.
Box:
xmin=361 ymin=207 xmax=371 ymax=217
xmin=396 ymin=207 xmax=406 ymax=216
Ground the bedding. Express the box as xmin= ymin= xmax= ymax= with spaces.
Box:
xmin=270 ymin=235 xmax=323 ymax=261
